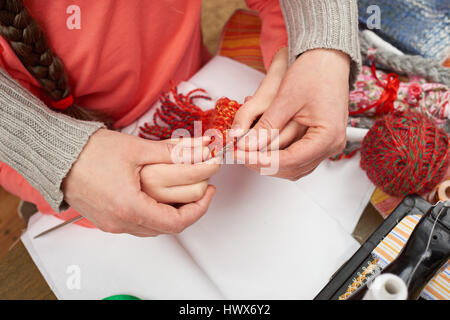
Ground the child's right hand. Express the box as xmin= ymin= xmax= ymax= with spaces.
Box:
xmin=140 ymin=136 xmax=220 ymax=204
xmin=140 ymin=161 xmax=220 ymax=204
xmin=63 ymin=129 xmax=220 ymax=237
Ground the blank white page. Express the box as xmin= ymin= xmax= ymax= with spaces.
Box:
xmin=177 ymin=165 xmax=361 ymax=299
xmin=22 ymin=214 xmax=223 ymax=300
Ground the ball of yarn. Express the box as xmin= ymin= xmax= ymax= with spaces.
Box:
xmin=360 ymin=111 xmax=449 ymax=197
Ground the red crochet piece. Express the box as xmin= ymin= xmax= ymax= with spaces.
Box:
xmin=139 ymin=85 xmax=242 ymax=144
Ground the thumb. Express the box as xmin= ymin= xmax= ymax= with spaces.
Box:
xmin=137 ymin=138 xmax=212 ymax=165
xmin=231 ymin=48 xmax=289 ymax=138
xmin=230 ymin=96 xmax=268 ymax=138
xmin=135 ymin=138 xmax=179 ymax=164
xmin=237 ymin=93 xmax=300 ymax=151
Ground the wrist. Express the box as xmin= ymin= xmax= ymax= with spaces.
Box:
xmin=297 ymin=48 xmax=351 ymax=83
xmin=61 ymin=128 xmax=108 ymax=196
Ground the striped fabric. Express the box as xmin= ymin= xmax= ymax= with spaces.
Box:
xmin=372 ymin=214 xmax=450 ymax=300
xmin=218 ymin=9 xmax=266 ymax=73
xmin=370 ymin=188 xmax=403 ymax=218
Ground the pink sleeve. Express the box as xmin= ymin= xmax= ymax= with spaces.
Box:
xmin=0 ymin=162 xmax=95 ymax=228
xmin=246 ymin=0 xmax=288 ymax=70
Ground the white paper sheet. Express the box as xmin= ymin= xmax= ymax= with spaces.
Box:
xmin=177 ymin=165 xmax=361 ymax=299
xmin=22 ymin=214 xmax=223 ymax=300
xmin=295 ymin=156 xmax=375 ymax=233
xmin=21 ymin=56 xmax=374 ymax=300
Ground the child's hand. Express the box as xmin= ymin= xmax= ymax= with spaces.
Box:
xmin=63 ymin=129 xmax=219 ymax=237
xmin=140 ymin=141 xmax=220 ymax=203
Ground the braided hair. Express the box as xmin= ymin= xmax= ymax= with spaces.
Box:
xmin=0 ymin=0 xmax=113 ymax=127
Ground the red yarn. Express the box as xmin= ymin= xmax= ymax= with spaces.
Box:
xmin=329 ymin=148 xmax=360 ymax=161
xmin=349 ymin=62 xmax=400 ymax=116
xmin=360 ymin=111 xmax=449 ymax=197
xmin=139 ymin=84 xmax=241 ymax=143
xmin=209 ymin=97 xmax=241 ymax=139
xmin=50 ymin=94 xmax=74 ymax=110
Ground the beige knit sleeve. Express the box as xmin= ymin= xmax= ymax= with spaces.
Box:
xmin=0 ymin=68 xmax=103 ymax=212
xmin=280 ymin=0 xmax=361 ymax=88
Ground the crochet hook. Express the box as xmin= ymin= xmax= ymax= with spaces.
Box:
xmin=209 ymin=129 xmax=251 ymax=160
xmin=34 ymin=215 xmax=83 ymax=239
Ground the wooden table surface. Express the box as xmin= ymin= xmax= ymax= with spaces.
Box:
xmin=0 ymin=241 xmax=55 ymax=300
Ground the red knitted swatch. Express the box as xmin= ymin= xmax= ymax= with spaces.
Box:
xmin=360 ymin=111 xmax=449 ymax=197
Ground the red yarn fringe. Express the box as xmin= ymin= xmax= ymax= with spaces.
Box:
xmin=139 ymin=84 xmax=242 ymax=144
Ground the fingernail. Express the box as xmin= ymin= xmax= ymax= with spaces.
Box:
xmin=202 ymin=146 xmax=211 ymax=160
xmin=205 ymin=157 xmax=222 ymax=165
xmin=229 ymin=125 xmax=245 ymax=137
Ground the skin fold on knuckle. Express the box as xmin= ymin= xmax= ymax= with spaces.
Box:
xmin=166 ymin=219 xmax=185 ymax=234
xmin=160 ymin=141 xmax=175 ymax=161
xmin=202 ymin=163 xmax=220 ymax=177
xmin=257 ymin=116 xmax=275 ymax=131
xmin=98 ymin=221 xmax=125 ymax=234
xmin=147 ymin=187 xmax=169 ymax=203
xmin=234 ymin=105 xmax=255 ymax=126
xmin=330 ymin=126 xmax=347 ymax=154
xmin=193 ymin=182 xmax=208 ymax=201
xmin=280 ymin=151 xmax=302 ymax=171
xmin=140 ymin=166 xmax=160 ymax=187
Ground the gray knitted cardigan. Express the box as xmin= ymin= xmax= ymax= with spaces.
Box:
xmin=0 ymin=0 xmax=361 ymax=212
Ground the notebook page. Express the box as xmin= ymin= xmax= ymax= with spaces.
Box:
xmin=177 ymin=165 xmax=361 ymax=299
xmin=21 ymin=214 xmax=223 ymax=300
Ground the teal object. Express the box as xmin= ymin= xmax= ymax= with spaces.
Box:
xmin=103 ymin=294 xmax=141 ymax=300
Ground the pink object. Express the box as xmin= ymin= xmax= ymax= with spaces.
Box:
xmin=349 ymin=66 xmax=449 ymax=127
xmin=408 ymin=83 xmax=422 ymax=98
xmin=0 ymin=1 xmax=287 ymax=226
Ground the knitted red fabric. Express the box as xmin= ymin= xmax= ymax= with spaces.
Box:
xmin=360 ymin=111 xmax=449 ymax=197
xmin=139 ymin=85 xmax=241 ymax=143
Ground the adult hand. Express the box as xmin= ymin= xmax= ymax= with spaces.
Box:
xmin=232 ymin=48 xmax=350 ymax=180
xmin=63 ymin=129 xmax=219 ymax=237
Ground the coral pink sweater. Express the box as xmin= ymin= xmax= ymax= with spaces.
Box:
xmin=0 ymin=0 xmax=287 ymax=128
xmin=0 ymin=0 xmax=286 ymax=225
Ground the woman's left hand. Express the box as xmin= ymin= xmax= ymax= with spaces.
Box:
xmin=231 ymin=47 xmax=350 ymax=180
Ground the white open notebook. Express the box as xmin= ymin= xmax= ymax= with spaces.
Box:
xmin=21 ymin=57 xmax=375 ymax=300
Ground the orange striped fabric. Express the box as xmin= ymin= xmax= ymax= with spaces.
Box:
xmin=372 ymin=214 xmax=449 ymax=300
xmin=218 ymin=9 xmax=266 ymax=73
xmin=370 ymin=188 xmax=403 ymax=218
